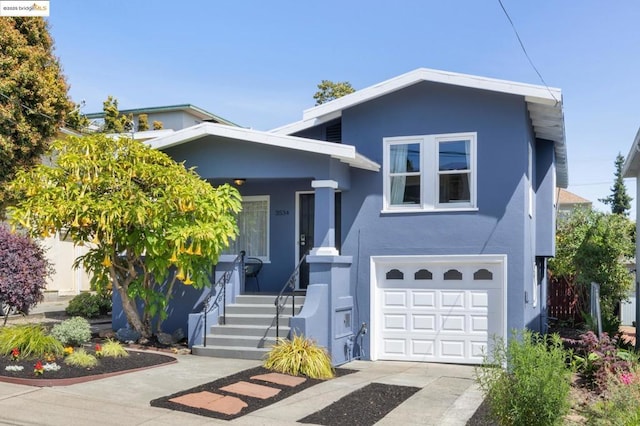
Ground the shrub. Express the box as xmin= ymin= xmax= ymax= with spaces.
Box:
xmin=475 ymin=330 xmax=572 ymax=426
xmin=264 ymin=334 xmax=334 ymax=379
xmin=0 ymin=324 xmax=63 ymax=358
xmin=586 ymin=368 xmax=640 ymax=424
xmin=51 ymin=317 xmax=92 ymax=347
xmin=0 ymin=226 xmax=52 ymax=320
xmin=64 ymin=348 xmax=98 ymax=368
xmin=100 ymin=339 xmax=128 ymax=358
xmin=573 ymin=330 xmax=637 ymax=392
xmin=65 ymin=292 xmax=112 ymax=318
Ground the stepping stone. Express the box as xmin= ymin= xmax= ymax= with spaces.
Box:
xmin=169 ymin=391 xmax=248 ymax=415
xmin=220 ymin=381 xmax=281 ymax=399
xmin=251 ymin=372 xmax=307 ymax=387
xmin=204 ymin=395 xmax=248 ymax=415
xmin=169 ymin=391 xmax=224 ymax=408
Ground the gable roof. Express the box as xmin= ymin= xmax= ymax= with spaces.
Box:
xmin=271 ymin=68 xmax=568 ymax=187
xmin=557 ymin=189 xmax=591 ymax=207
xmin=86 ymin=104 xmax=239 ymax=126
xmin=146 ymin=122 xmax=380 ymax=172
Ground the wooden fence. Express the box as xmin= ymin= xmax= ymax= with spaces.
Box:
xmin=548 ymin=276 xmax=583 ymax=323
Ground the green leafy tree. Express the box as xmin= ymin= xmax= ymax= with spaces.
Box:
xmin=137 ymin=114 xmax=149 ymax=132
xmin=599 ymin=153 xmax=632 ymax=216
xmin=0 ymin=17 xmax=73 ymax=212
xmin=549 ymin=208 xmax=634 ymax=330
xmin=7 ymin=134 xmax=242 ymax=339
xmin=313 ymin=80 xmax=355 ymax=105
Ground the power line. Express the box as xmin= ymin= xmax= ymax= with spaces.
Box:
xmin=497 ymin=0 xmax=559 ymax=104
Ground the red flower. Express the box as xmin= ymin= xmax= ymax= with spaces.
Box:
xmin=34 ymin=361 xmax=44 ymax=376
xmin=10 ymin=347 xmax=19 ymax=361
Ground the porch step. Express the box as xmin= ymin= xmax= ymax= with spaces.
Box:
xmin=225 ymin=303 xmax=303 ymax=316
xmin=203 ymin=334 xmax=278 ymax=349
xmin=210 ymin=324 xmax=291 ymax=338
xmin=192 ymin=292 xmax=304 ymax=361
xmin=191 ymin=345 xmax=269 ymax=360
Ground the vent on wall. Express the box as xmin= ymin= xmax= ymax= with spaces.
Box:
xmin=325 ymin=122 xmax=342 ymax=143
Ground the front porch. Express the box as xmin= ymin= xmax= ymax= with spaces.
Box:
xmin=141 ymin=123 xmax=379 ymax=363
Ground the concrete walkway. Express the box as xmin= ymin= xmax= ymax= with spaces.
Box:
xmin=0 ymin=297 xmax=484 ymax=425
xmin=0 ymin=356 xmax=483 ymax=425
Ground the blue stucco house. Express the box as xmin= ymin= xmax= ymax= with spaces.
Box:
xmin=113 ymin=68 xmax=567 ymax=365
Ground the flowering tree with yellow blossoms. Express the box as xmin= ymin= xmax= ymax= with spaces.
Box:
xmin=7 ymin=134 xmax=241 ymax=339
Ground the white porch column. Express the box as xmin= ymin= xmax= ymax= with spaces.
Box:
xmin=310 ymin=179 xmax=339 ymax=256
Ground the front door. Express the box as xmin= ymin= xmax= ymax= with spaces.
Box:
xmin=297 ymin=192 xmax=341 ymax=289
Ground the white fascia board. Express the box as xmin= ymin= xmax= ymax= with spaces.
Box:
xmin=304 ymin=68 xmax=562 ymax=121
xmin=623 ymin=127 xmax=640 ymax=178
xmin=270 ymin=111 xmax=341 ymax=135
xmin=147 ymin=122 xmax=380 ymax=171
xmin=273 ymin=68 xmax=563 ymax=136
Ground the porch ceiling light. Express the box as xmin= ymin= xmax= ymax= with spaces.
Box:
xmin=233 ymin=178 xmax=246 ymax=186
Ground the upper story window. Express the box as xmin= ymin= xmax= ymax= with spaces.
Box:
xmin=383 ymin=132 xmax=477 ymax=213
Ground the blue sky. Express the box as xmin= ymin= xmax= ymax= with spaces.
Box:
xmin=47 ymin=1 xmax=640 ymax=216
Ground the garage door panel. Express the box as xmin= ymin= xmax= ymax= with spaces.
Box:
xmin=440 ymin=315 xmax=465 ymax=332
xmin=471 ymin=341 xmax=488 ymax=359
xmin=470 ymin=291 xmax=489 ymax=308
xmin=412 ymin=340 xmax=434 ymax=356
xmin=412 ymin=291 xmax=435 ymax=307
xmin=383 ymin=339 xmax=406 ymax=355
xmin=384 ymin=291 xmax=407 ymax=307
xmin=384 ymin=314 xmax=407 ymax=330
xmin=412 ymin=314 xmax=435 ymax=331
xmin=471 ymin=315 xmax=488 ymax=332
xmin=375 ymin=257 xmax=504 ymax=364
xmin=440 ymin=340 xmax=465 ymax=358
xmin=440 ymin=291 xmax=465 ymax=308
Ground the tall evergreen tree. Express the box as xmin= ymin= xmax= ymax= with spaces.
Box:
xmin=599 ymin=153 xmax=632 ymax=215
xmin=0 ymin=17 xmax=73 ymax=212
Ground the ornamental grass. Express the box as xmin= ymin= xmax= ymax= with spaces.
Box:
xmin=0 ymin=324 xmax=63 ymax=359
xmin=64 ymin=348 xmax=98 ymax=368
xmin=100 ymin=339 xmax=129 ymax=358
xmin=264 ymin=334 xmax=334 ymax=380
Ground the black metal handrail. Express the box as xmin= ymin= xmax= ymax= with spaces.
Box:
xmin=275 ymin=253 xmax=307 ymax=339
xmin=202 ymin=251 xmax=245 ymax=347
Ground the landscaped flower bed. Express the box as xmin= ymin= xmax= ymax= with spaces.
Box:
xmin=0 ymin=320 xmax=176 ymax=385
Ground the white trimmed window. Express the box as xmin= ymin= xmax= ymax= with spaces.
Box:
xmin=383 ymin=132 xmax=477 ymax=212
xmin=223 ymin=195 xmax=270 ymax=261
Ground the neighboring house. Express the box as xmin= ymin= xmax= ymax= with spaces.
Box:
xmin=113 ymin=68 xmax=568 ymax=365
xmin=84 ymin=104 xmax=238 ymax=133
xmin=557 ymin=188 xmax=592 ymax=217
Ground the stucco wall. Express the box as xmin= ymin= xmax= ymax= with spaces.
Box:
xmin=306 ymin=81 xmax=546 ymax=354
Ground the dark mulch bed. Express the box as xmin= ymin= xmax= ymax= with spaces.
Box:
xmin=299 ymin=382 xmax=420 ymax=426
xmin=150 ymin=366 xmax=357 ymax=421
xmin=0 ymin=348 xmax=175 ymax=383
xmin=465 ymin=399 xmax=493 ymax=425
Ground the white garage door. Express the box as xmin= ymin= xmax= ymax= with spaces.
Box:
xmin=371 ymin=255 xmax=506 ymax=364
